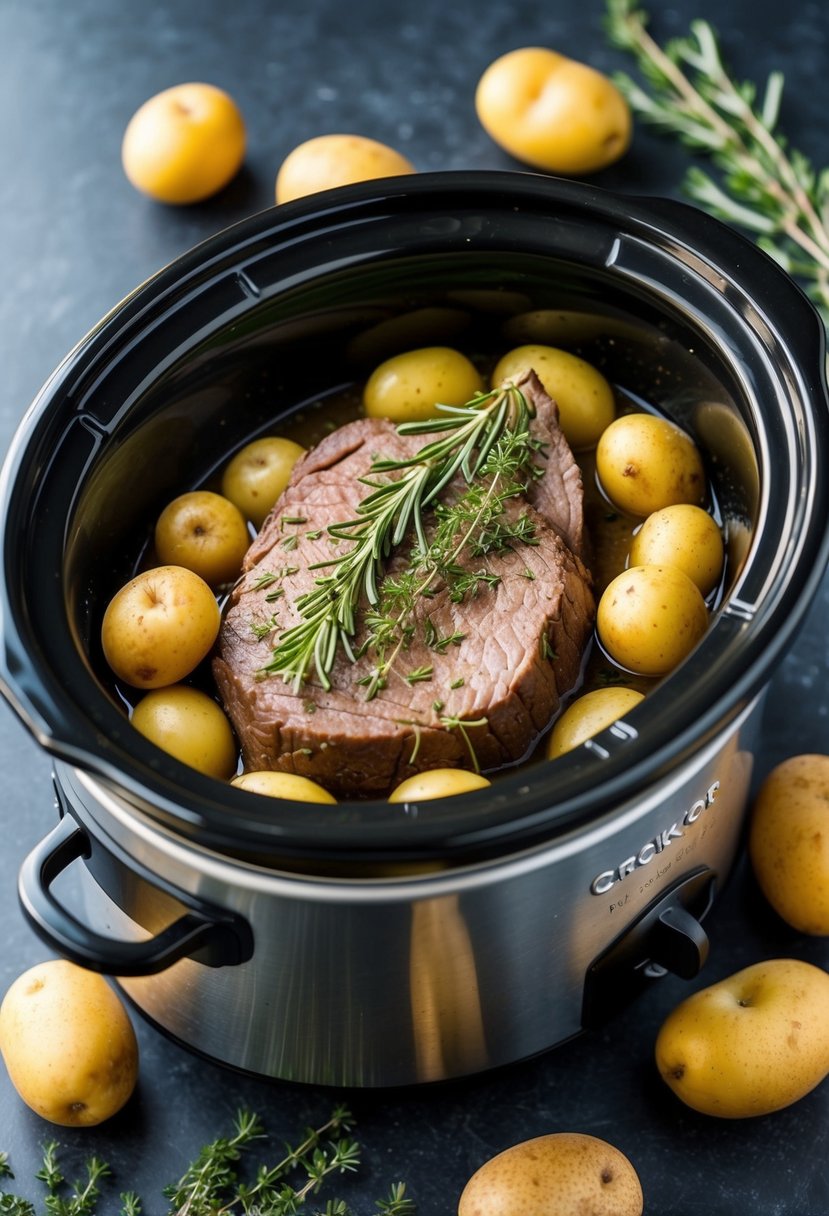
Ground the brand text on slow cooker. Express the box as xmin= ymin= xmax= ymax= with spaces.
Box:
xmin=590 ymin=781 xmax=720 ymax=895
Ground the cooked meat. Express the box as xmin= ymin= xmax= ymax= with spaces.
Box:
xmin=214 ymin=371 xmax=595 ymax=798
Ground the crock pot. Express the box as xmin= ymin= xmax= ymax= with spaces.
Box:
xmin=1 ymin=171 xmax=828 ymax=1087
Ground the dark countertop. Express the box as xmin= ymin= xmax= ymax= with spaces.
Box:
xmin=1 ymin=1 xmax=827 ymax=1212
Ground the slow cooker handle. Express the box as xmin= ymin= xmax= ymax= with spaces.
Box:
xmin=18 ymin=813 xmax=254 ymax=977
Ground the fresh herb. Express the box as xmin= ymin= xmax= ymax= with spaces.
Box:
xmin=258 ymin=385 xmax=537 ymax=692
xmin=522 ymin=567 xmax=536 ymax=581
xmin=431 ymin=631 xmax=466 ymax=654
xmin=305 ymin=529 xmax=323 ymax=540
xmin=432 ymin=699 xmax=444 ymax=714
xmin=251 ymin=614 xmax=280 ymax=641
xmin=404 ymin=665 xmax=434 ymax=686
xmin=539 ymin=635 xmax=557 ymax=662
xmin=449 ymin=677 xmax=465 ymax=690
xmin=163 ymin=1105 xmax=363 ymax=1216
xmin=440 ymin=714 xmax=487 ymax=773
xmin=282 ymin=515 xmax=308 ymax=528
xmin=605 ymin=0 xmax=829 ymax=324
xmin=35 ymin=1144 xmax=111 ymax=1216
xmin=0 ymin=1197 xmax=35 ymax=1216
xmin=253 ymin=572 xmax=279 ymax=590
xmin=0 ymin=1109 xmax=413 ymax=1216
xmin=281 ymin=534 xmax=299 ymax=551
xmin=357 ymin=424 xmax=541 ymax=700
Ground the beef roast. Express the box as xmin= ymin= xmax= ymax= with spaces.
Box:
xmin=213 ymin=371 xmax=595 ymax=798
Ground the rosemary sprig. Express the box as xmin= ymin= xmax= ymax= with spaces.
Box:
xmin=605 ymin=0 xmax=829 ymax=324
xmin=357 ymin=424 xmax=540 ymax=700
xmin=259 ymin=385 xmax=536 ymax=691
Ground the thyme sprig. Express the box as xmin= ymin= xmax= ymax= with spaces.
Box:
xmin=259 ymin=385 xmax=537 ymax=691
xmin=1 ymin=1112 xmax=414 ymax=1216
xmin=605 ymin=0 xmax=829 ymax=324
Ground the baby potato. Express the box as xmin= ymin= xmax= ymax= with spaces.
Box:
xmin=0 ymin=959 xmax=138 ymax=1127
xmin=275 ymin=133 xmax=415 ymax=204
xmin=221 ymin=436 xmax=306 ymax=529
xmin=475 ymin=47 xmax=632 ymax=176
xmin=132 ymin=685 xmax=237 ymax=779
xmin=389 ymin=769 xmax=491 ymax=802
xmin=363 ymin=346 xmax=484 ymax=423
xmin=458 ymin=1132 xmax=643 ymax=1216
xmin=749 ymin=754 xmax=829 ymax=934
xmin=547 ymin=686 xmax=644 ymax=759
xmin=232 ymin=770 xmax=337 ymax=803
xmin=101 ymin=565 xmax=220 ymax=689
xmin=596 ymin=413 xmax=706 ymax=517
xmin=597 ymin=564 xmax=708 ymax=676
xmin=155 ymin=490 xmax=249 ymax=586
xmin=655 ymin=958 xmax=829 ymax=1118
xmin=629 ymin=504 xmax=724 ymax=596
xmin=492 ymin=344 xmax=615 ymax=449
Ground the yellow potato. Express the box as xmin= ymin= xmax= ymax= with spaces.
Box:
xmin=155 ymin=490 xmax=250 ymax=586
xmin=547 ymin=686 xmax=644 ymax=758
xmin=389 ymin=769 xmax=491 ymax=802
xmin=596 ymin=413 xmax=706 ymax=517
xmin=232 ymin=770 xmax=337 ymax=803
xmin=655 ymin=958 xmax=829 ymax=1118
xmin=629 ymin=504 xmax=724 ymax=596
xmin=221 ymin=436 xmax=306 ymax=528
xmin=121 ymin=83 xmax=245 ymax=204
xmin=0 ymin=960 xmax=138 ymax=1127
xmin=101 ymin=565 xmax=220 ymax=689
xmin=597 ymin=565 xmax=708 ymax=676
xmin=275 ymin=133 xmax=415 ymax=204
xmin=132 ymin=685 xmax=237 ymax=779
xmin=492 ymin=344 xmax=615 ymax=449
xmin=458 ymin=1132 xmax=643 ymax=1216
xmin=475 ymin=47 xmax=632 ymax=175
xmin=363 ymin=346 xmax=484 ymax=423
xmin=749 ymin=754 xmax=829 ymax=934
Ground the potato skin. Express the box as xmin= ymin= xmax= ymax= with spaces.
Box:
xmin=655 ymin=958 xmax=829 ymax=1118
xmin=749 ymin=754 xmax=829 ymax=934
xmin=547 ymin=687 xmax=644 ymax=758
xmin=101 ymin=565 xmax=220 ymax=689
xmin=232 ymin=770 xmax=337 ymax=803
xmin=155 ymin=490 xmax=249 ymax=586
xmin=458 ymin=1132 xmax=643 ymax=1216
xmin=596 ymin=414 xmax=706 ymax=517
xmin=221 ymin=436 xmax=306 ymax=528
xmin=475 ymin=47 xmax=632 ymax=175
xmin=364 ymin=346 xmax=484 ymax=423
xmin=597 ymin=565 xmax=708 ymax=676
xmin=275 ymin=133 xmax=414 ymax=204
xmin=491 ymin=344 xmax=615 ymax=450
xmin=132 ymin=685 xmax=237 ymax=778
xmin=389 ymin=768 xmax=491 ymax=802
xmin=629 ymin=504 xmax=724 ymax=596
xmin=0 ymin=960 xmax=138 ymax=1127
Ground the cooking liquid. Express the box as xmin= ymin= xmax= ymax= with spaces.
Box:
xmin=116 ymin=375 xmax=726 ymax=788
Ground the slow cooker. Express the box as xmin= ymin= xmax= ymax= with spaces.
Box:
xmin=1 ymin=172 xmax=827 ymax=1087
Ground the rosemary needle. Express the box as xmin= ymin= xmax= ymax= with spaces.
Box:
xmin=259 ymin=385 xmax=535 ymax=691
xmin=605 ymin=0 xmax=829 ymax=325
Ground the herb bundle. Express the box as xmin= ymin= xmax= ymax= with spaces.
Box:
xmin=605 ymin=0 xmax=829 ymax=326
xmin=259 ymin=384 xmax=539 ymax=693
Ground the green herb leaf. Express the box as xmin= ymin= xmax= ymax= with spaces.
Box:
xmin=605 ymin=0 xmax=829 ymax=326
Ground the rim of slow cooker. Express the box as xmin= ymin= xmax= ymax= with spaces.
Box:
xmin=3 ymin=170 xmax=829 ymax=864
